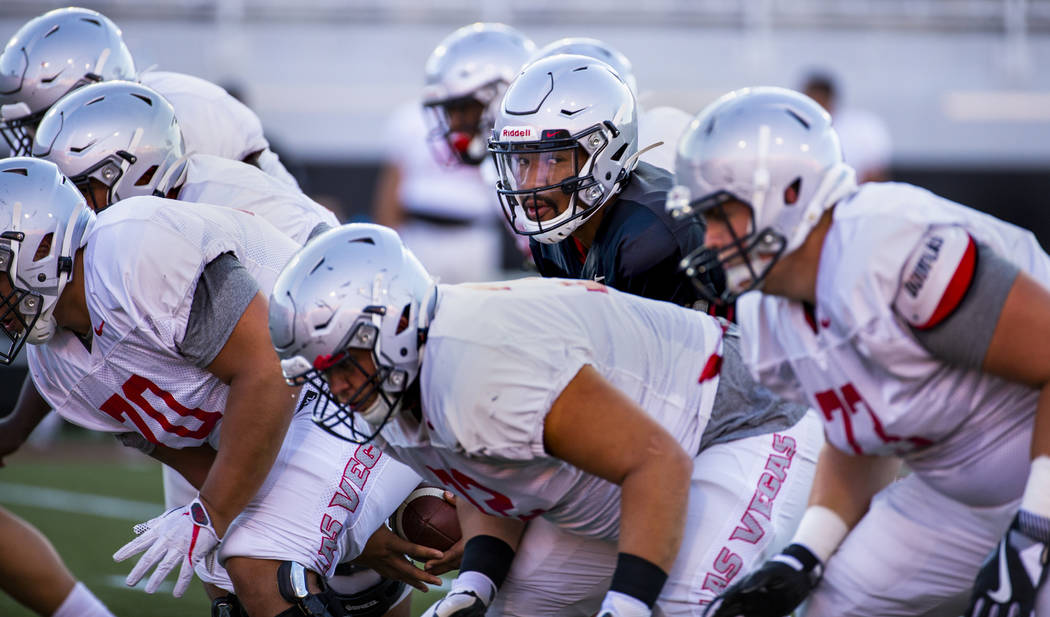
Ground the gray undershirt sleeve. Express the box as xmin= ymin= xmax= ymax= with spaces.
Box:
xmin=908 ymin=241 xmax=1019 ymax=369
xmin=178 ymin=252 xmax=259 ymax=368
xmin=700 ymin=325 xmax=811 ymax=450
xmin=307 ymin=221 xmax=334 ymax=242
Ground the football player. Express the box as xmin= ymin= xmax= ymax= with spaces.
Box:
xmin=0 ymin=7 xmax=298 ymax=187
xmin=267 ymin=223 xmax=823 ymax=616
xmin=668 ymin=87 xmax=1050 ymax=616
xmin=31 ymin=80 xmax=334 ymax=242
xmin=0 ymin=158 xmax=432 ymax=617
xmin=529 ymin=37 xmax=692 ymax=172
xmin=0 ymin=506 xmax=115 ymax=617
xmin=373 ymin=22 xmax=535 ymax=281
xmin=23 ymin=79 xmax=455 ymax=615
xmin=488 ymin=54 xmax=720 ymax=308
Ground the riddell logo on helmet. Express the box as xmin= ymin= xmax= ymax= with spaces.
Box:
xmin=500 ymin=126 xmax=537 ymax=141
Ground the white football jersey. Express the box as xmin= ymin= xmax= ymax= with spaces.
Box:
xmin=27 ymin=197 xmax=299 ymax=448
xmin=738 ymin=182 xmax=1050 ymax=478
xmin=177 ymin=154 xmax=338 ymax=245
xmin=139 ymin=71 xmax=267 ymax=163
xmin=378 ymin=278 xmax=724 ymax=539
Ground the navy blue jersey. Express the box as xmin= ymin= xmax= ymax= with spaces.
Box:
xmin=530 ymin=162 xmax=712 ymax=306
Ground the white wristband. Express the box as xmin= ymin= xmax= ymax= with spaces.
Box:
xmin=1021 ymin=456 xmax=1050 ymax=519
xmin=599 ymin=590 xmax=652 ymax=617
xmin=789 ymin=505 xmax=850 ymax=564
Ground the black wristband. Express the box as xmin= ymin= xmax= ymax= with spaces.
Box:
xmin=609 ymin=552 xmax=668 ymax=609
xmin=459 ymin=535 xmax=516 ymax=590
xmin=782 ymin=543 xmax=821 ymax=571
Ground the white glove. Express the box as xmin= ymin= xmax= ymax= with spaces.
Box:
xmin=421 ymin=570 xmax=496 ymax=617
xmin=112 ymin=495 xmax=221 ymax=597
xmin=597 ymin=590 xmax=652 ymax=617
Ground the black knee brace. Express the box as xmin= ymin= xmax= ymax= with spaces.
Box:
xmin=332 ymin=575 xmax=406 ymax=617
xmin=275 ymin=561 xmax=344 ymax=617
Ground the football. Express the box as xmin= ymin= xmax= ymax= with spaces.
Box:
xmin=390 ymin=486 xmax=462 ymax=552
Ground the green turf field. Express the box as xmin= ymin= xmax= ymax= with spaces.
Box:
xmin=0 ymin=448 xmax=446 ymax=616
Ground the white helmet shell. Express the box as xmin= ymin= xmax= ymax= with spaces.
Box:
xmin=531 ymin=37 xmax=637 ymax=97
xmin=0 ymin=7 xmax=136 ymax=155
xmin=490 ymin=54 xmax=638 ymax=244
xmin=421 ymin=23 xmax=536 ymax=165
xmin=33 ymin=80 xmax=186 ymax=210
xmin=669 ymin=87 xmax=858 ymax=301
xmin=268 ymin=224 xmax=435 ymax=443
xmin=0 ymin=158 xmax=95 ymax=362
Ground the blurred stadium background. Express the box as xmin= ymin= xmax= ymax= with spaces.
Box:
xmin=1 ymin=1 xmax=1048 ymax=615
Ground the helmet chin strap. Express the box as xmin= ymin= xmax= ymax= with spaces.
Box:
xmin=356 ymin=391 xmax=398 ymax=427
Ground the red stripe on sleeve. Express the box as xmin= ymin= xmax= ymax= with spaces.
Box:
xmin=698 ymin=353 xmax=722 ymax=383
xmin=916 ymin=236 xmax=977 ymax=330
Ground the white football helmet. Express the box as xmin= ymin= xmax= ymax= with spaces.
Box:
xmin=422 ymin=23 xmax=536 ymax=165
xmin=531 ymin=37 xmax=638 ymax=97
xmin=668 ymin=86 xmax=858 ymax=303
xmin=32 ymin=80 xmax=186 ymax=211
xmin=489 ymin=54 xmax=638 ymax=244
xmin=0 ymin=7 xmax=136 ymax=156
xmin=0 ymin=158 xmax=95 ymax=363
xmin=268 ymin=224 xmax=435 ymax=443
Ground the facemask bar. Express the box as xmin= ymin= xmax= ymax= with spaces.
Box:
xmin=422 ymin=88 xmax=495 ymax=166
xmin=489 ymin=126 xmax=605 ymax=238
xmin=290 ymin=304 xmax=413 ymax=444
xmin=0 ymin=110 xmax=42 ymax=157
xmin=679 ymin=191 xmax=787 ymax=305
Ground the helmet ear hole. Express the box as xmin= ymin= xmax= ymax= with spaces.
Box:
xmin=395 ymin=303 xmax=412 ymax=335
xmin=33 ymin=233 xmax=53 ymax=262
xmin=134 ymin=165 xmax=158 ymax=187
xmin=784 ymin=177 xmax=802 ymax=206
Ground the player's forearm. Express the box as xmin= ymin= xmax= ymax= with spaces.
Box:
xmin=456 ymin=499 xmax=525 ymax=550
xmin=199 ymin=378 xmax=297 ymax=536
xmin=1031 ymin=384 xmax=1050 ymax=460
xmin=150 ymin=444 xmax=217 ymax=490
xmin=1017 ymin=384 xmax=1050 ymax=523
xmin=617 ymin=442 xmax=692 ymax=572
xmin=3 ymin=377 xmax=52 ymax=440
xmin=805 ymin=443 xmax=899 ymax=528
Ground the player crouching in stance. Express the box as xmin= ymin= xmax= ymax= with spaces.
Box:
xmin=669 ymin=87 xmax=1050 ymax=617
xmin=267 ymin=223 xmax=823 ymax=616
xmin=0 ymin=158 xmax=428 ymax=617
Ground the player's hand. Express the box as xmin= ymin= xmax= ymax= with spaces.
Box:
xmin=704 ymin=543 xmax=822 ymax=617
xmin=112 ymin=495 xmax=221 ymax=597
xmin=424 ymin=491 xmax=464 ymax=575
xmin=425 ymin=535 xmax=465 ymax=575
xmin=353 ymin=525 xmax=443 ymax=591
xmin=421 ymin=571 xmax=495 ymax=617
xmin=966 ymin=511 xmax=1050 ymax=617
